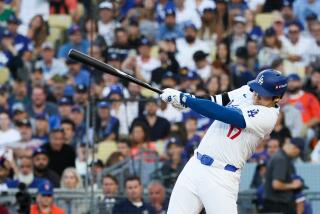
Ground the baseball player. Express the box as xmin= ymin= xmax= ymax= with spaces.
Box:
xmin=160 ymin=69 xmax=288 ymax=214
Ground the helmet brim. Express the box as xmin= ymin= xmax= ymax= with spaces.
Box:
xmin=248 ymin=81 xmax=275 ymax=97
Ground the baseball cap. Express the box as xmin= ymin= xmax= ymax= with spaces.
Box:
xmin=32 ymin=147 xmax=48 ymax=157
xmin=193 ymin=50 xmax=209 ymax=62
xmin=12 ymin=102 xmax=25 ymax=114
xmin=235 ymin=47 xmax=248 ymax=59
xmin=290 ymin=137 xmax=305 ymax=153
xmin=199 ymin=0 xmax=216 ymax=15
xmin=66 ymin=58 xmax=79 ymax=64
xmin=106 ymin=85 xmax=124 ymax=98
xmin=166 ymin=136 xmax=183 ymax=149
xmin=234 ymin=15 xmax=246 ymax=24
xmin=41 ymin=42 xmax=54 ymax=50
xmin=90 ymin=159 xmax=104 ymax=167
xmin=16 ymin=119 xmax=32 ymax=127
xmin=58 ymin=96 xmax=73 ymax=106
xmin=99 ymin=1 xmax=113 ymax=10
xmin=2 ymin=30 xmax=13 ymax=38
xmin=282 ymin=0 xmax=292 ymax=8
xmin=98 ymin=100 xmax=111 ymax=108
xmin=68 ymin=24 xmax=81 ymax=35
xmin=264 ymin=27 xmax=276 ymax=37
xmin=139 ymin=37 xmax=152 ymax=46
xmin=38 ymin=180 xmax=54 ymax=196
xmin=7 ymin=15 xmax=21 ymax=24
xmin=162 ymin=71 xmax=178 ymax=82
xmin=184 ymin=22 xmax=197 ymax=30
xmin=287 ymin=73 xmax=301 ymax=82
xmin=306 ymin=12 xmax=318 ymax=21
xmin=75 ymin=84 xmax=88 ymax=93
xmin=34 ymin=113 xmax=47 ymax=120
xmin=165 ymin=8 xmax=176 ymax=17
xmin=107 ymin=52 xmax=121 ymax=61
xmin=71 ymin=105 xmax=84 ymax=113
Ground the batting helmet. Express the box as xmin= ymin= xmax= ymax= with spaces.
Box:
xmin=248 ymin=69 xmax=287 ymax=97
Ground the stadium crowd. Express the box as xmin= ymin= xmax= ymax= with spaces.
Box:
xmin=0 ymin=0 xmax=319 ymax=213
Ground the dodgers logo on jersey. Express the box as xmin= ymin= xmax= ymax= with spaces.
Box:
xmin=247 ymin=109 xmax=259 ymax=117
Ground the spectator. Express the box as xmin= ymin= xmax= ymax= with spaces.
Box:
xmin=267 ymin=138 xmax=281 ymax=158
xmin=70 ymin=105 xmax=86 ymax=145
xmin=57 ymin=97 xmax=73 ymax=120
xmin=223 ymin=15 xmax=250 ymax=60
xmin=0 ymin=157 xmax=10 ymax=190
xmin=96 ymin=100 xmax=119 ymax=141
xmin=198 ymin=1 xmax=218 ymax=49
xmin=206 ymin=75 xmax=220 ymax=96
xmin=32 ymin=147 xmax=60 ymax=188
xmin=0 ymin=0 xmax=14 ymax=26
xmin=310 ymin=21 xmax=320 ymax=57
xmin=0 ymin=111 xmax=21 ymax=145
xmin=65 ymin=60 xmax=90 ymax=95
xmin=182 ymin=117 xmax=202 ymax=161
xmin=244 ymin=9 xmax=263 ymax=41
xmin=73 ymin=84 xmax=89 ymax=107
xmin=9 ymin=79 xmax=29 ymax=108
xmin=84 ymin=18 xmax=107 ymax=53
xmin=281 ymin=21 xmax=315 ymax=76
xmin=36 ymin=42 xmax=68 ymax=81
xmin=258 ymin=27 xmax=283 ymax=69
xmin=304 ymin=67 xmax=320 ymax=100
xmin=113 ymin=176 xmax=156 ymax=214
xmin=105 ymin=152 xmax=125 ymax=168
xmin=108 ymin=27 xmax=132 ymax=61
xmin=176 ymin=23 xmax=209 ymax=69
xmin=33 ymin=114 xmax=49 ymax=142
xmin=98 ymin=1 xmax=120 ymax=46
xmin=271 ymin=11 xmax=286 ymax=40
xmin=15 ymin=119 xmax=38 ymax=158
xmin=48 ymin=75 xmax=68 ymax=104
xmin=270 ymin=110 xmax=292 ymax=144
xmin=287 ymin=74 xmax=320 ymax=128
xmin=26 ymin=15 xmax=49 ymax=52
xmin=41 ymin=128 xmax=75 ymax=176
xmin=61 ymin=119 xmax=77 ymax=148
xmin=148 ymin=181 xmax=168 ymax=214
xmin=99 ymin=174 xmax=120 ymax=214
xmin=11 ymin=103 xmax=29 ymax=124
xmin=215 ymin=41 xmax=231 ymax=67
xmin=6 ymin=157 xmax=45 ymax=188
xmin=30 ymin=180 xmax=65 ymax=214
xmin=230 ymin=46 xmax=254 ymax=88
xmin=57 ymin=24 xmax=89 ymax=59
xmin=117 ymin=138 xmax=131 ymax=158
xmin=160 ymin=137 xmax=185 ymax=189
xmin=157 ymin=8 xmax=183 ymax=41
xmin=193 ymin=50 xmax=211 ymax=82
xmin=60 ymin=167 xmax=82 ymax=189
xmin=26 ymin=86 xmax=58 ymax=118
xmin=136 ymin=37 xmax=161 ymax=83
xmin=131 ymin=99 xmax=170 ymax=141
xmin=263 ymin=138 xmax=305 ymax=214
xmin=293 ymin=0 xmax=320 ymax=26
xmin=174 ymin=0 xmax=201 ymax=29
xmin=246 ymin=38 xmax=259 ymax=72
xmin=7 ymin=15 xmax=32 ymax=56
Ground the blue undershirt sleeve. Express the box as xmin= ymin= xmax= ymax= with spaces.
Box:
xmin=184 ymin=95 xmax=247 ymax=128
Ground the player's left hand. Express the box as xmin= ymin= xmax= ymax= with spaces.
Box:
xmin=160 ymin=88 xmax=187 ymax=111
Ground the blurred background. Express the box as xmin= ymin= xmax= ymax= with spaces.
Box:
xmin=0 ymin=0 xmax=319 ymax=213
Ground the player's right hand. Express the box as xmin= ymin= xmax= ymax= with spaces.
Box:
xmin=160 ymin=88 xmax=186 ymax=111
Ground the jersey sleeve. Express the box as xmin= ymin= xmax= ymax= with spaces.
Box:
xmin=215 ymin=85 xmax=252 ymax=105
xmin=239 ymin=104 xmax=279 ymax=138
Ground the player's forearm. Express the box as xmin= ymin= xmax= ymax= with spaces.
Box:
xmin=184 ymin=95 xmax=246 ymax=128
xmin=195 ymin=92 xmax=231 ymax=106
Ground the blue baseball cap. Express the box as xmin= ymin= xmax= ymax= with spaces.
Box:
xmin=139 ymin=37 xmax=152 ymax=46
xmin=165 ymin=8 xmax=176 ymax=16
xmin=186 ymin=71 xmax=200 ymax=80
xmin=38 ymin=180 xmax=54 ymax=196
xmin=290 ymin=137 xmax=305 ymax=153
xmin=58 ymin=96 xmax=73 ymax=106
xmin=71 ymin=105 xmax=84 ymax=113
xmin=247 ymin=69 xmax=288 ymax=97
xmin=68 ymin=24 xmax=81 ymax=35
xmin=7 ymin=15 xmax=21 ymax=24
xmin=106 ymin=85 xmax=124 ymax=98
xmin=32 ymin=147 xmax=48 ymax=157
xmin=98 ymin=100 xmax=111 ymax=108
xmin=184 ymin=22 xmax=197 ymax=30
xmin=34 ymin=113 xmax=47 ymax=120
xmin=287 ymin=73 xmax=301 ymax=82
xmin=107 ymin=52 xmax=121 ymax=61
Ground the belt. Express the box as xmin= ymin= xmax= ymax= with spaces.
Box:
xmin=196 ymin=152 xmax=239 ymax=172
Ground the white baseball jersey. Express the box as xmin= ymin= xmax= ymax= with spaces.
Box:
xmin=196 ymin=85 xmax=279 ymax=169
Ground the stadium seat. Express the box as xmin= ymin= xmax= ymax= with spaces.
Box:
xmin=255 ymin=13 xmax=273 ymax=30
xmin=95 ymin=140 xmax=118 ymax=163
xmin=48 ymin=15 xmax=72 ymax=29
xmin=295 ymin=163 xmax=320 ymax=191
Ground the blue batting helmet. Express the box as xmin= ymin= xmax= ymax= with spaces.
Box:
xmin=248 ymin=69 xmax=287 ymax=97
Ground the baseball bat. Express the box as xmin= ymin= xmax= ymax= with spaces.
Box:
xmin=68 ymin=49 xmax=163 ymax=94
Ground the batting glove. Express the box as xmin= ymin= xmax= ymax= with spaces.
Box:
xmin=160 ymin=88 xmax=189 ymax=111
